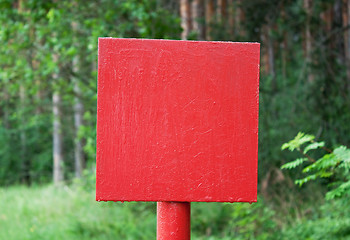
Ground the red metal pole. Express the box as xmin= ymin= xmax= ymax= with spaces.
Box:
xmin=157 ymin=202 xmax=191 ymax=240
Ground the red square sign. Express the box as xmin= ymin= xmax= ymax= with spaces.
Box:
xmin=96 ymin=38 xmax=260 ymax=202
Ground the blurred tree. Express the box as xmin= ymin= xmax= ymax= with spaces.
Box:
xmin=71 ymin=20 xmax=85 ymax=179
xmin=0 ymin=0 xmax=181 ymax=185
xmin=343 ymin=0 xmax=350 ymax=94
xmin=191 ymin=0 xmax=205 ymax=40
xmin=0 ymin=0 xmax=349 ymax=211
xmin=1 ymin=0 xmax=350 ymax=238
xmin=205 ymin=0 xmax=215 ymax=40
xmin=180 ymin=0 xmax=192 ymax=39
xmin=304 ymin=0 xmax=314 ymax=82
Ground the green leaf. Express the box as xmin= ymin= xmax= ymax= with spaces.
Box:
xmin=303 ymin=141 xmax=325 ymax=154
xmin=303 ymin=153 xmax=338 ymax=173
xmin=281 ymin=158 xmax=308 ymax=170
xmin=325 ymin=181 xmax=350 ymax=200
xmin=339 ymin=161 xmax=350 ymax=171
xmin=334 ymin=146 xmax=350 ymax=162
xmin=319 ymin=171 xmax=333 ymax=178
xmin=281 ymin=132 xmax=315 ymax=151
xmin=295 ymin=174 xmax=318 ymax=187
xmin=302 ymin=162 xmax=317 ymax=173
xmin=316 ymin=153 xmax=339 ymax=170
xmin=281 ymin=143 xmax=290 ymax=151
xmin=47 ymin=8 xmax=55 ymax=22
xmin=66 ymin=46 xmax=77 ymax=56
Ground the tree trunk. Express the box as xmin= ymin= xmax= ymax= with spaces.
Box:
xmin=72 ymin=22 xmax=85 ymax=178
xmin=267 ymin=20 xmax=276 ymax=90
xmin=180 ymin=0 xmax=192 ymax=40
xmin=73 ymin=60 xmax=85 ymax=178
xmin=334 ymin=0 xmax=344 ymax=59
xmin=281 ymin=4 xmax=288 ymax=78
xmin=192 ymin=0 xmax=205 ymax=40
xmin=52 ymin=56 xmax=64 ymax=185
xmin=205 ymin=0 xmax=214 ymax=40
xmin=18 ymin=0 xmax=30 ymax=185
xmin=321 ymin=5 xmax=333 ymax=33
xmin=261 ymin=20 xmax=276 ymax=84
xmin=217 ymin=0 xmax=227 ymax=23
xmin=235 ymin=0 xmax=244 ymax=37
xmin=320 ymin=3 xmax=333 ymax=50
xmin=73 ymin=83 xmax=84 ymax=178
xmin=228 ymin=0 xmax=235 ymax=38
xmin=261 ymin=25 xmax=270 ymax=76
xmin=20 ymin=85 xmax=30 ymax=185
xmin=343 ymin=0 xmax=350 ymax=93
xmin=304 ymin=0 xmax=314 ymax=83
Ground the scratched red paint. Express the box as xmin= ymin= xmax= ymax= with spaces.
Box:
xmin=96 ymin=38 xmax=260 ymax=202
xmin=157 ymin=202 xmax=190 ymax=239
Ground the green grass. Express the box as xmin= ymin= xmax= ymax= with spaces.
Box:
xmin=2 ymin=182 xmax=350 ymax=239
xmin=0 ymin=184 xmax=294 ymax=239
xmin=0 ymin=184 xmax=279 ymax=239
xmin=0 ymin=185 xmax=157 ymax=240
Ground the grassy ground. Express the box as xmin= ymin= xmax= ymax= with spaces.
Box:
xmin=2 ymin=183 xmax=350 ymax=239
xmin=0 ymin=185 xmax=157 ymax=240
xmin=0 ymin=184 xmax=277 ymax=239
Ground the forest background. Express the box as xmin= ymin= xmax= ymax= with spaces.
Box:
xmin=1 ymin=0 xmax=350 ymax=239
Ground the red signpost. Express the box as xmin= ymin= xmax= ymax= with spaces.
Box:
xmin=96 ymin=38 xmax=260 ymax=239
xmin=157 ymin=202 xmax=191 ymax=240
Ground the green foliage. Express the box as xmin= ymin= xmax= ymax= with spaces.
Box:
xmin=282 ymin=197 xmax=350 ymax=240
xmin=1 ymin=0 xmax=350 ymax=238
xmin=304 ymin=142 xmax=325 ymax=154
xmin=0 ymin=0 xmax=181 ymax=185
xmin=2 ymin=183 xmax=350 ymax=240
xmin=192 ymin=200 xmax=278 ymax=240
xmin=73 ymin=165 xmax=96 ymax=192
xmin=280 ymin=133 xmax=350 ymax=239
xmin=0 ymin=185 xmax=280 ymax=240
xmin=281 ymin=132 xmax=350 ymax=200
xmin=281 ymin=132 xmax=315 ymax=151
xmin=0 ymin=185 xmax=156 ymax=240
xmin=281 ymin=158 xmax=308 ymax=169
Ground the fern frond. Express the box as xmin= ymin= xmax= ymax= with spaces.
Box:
xmin=295 ymin=174 xmax=318 ymax=187
xmin=303 ymin=141 xmax=325 ymax=154
xmin=325 ymin=181 xmax=350 ymax=200
xmin=281 ymin=158 xmax=308 ymax=170
xmin=334 ymin=146 xmax=350 ymax=162
xmin=281 ymin=132 xmax=315 ymax=151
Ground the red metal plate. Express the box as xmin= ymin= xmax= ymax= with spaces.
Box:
xmin=96 ymin=38 xmax=260 ymax=202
